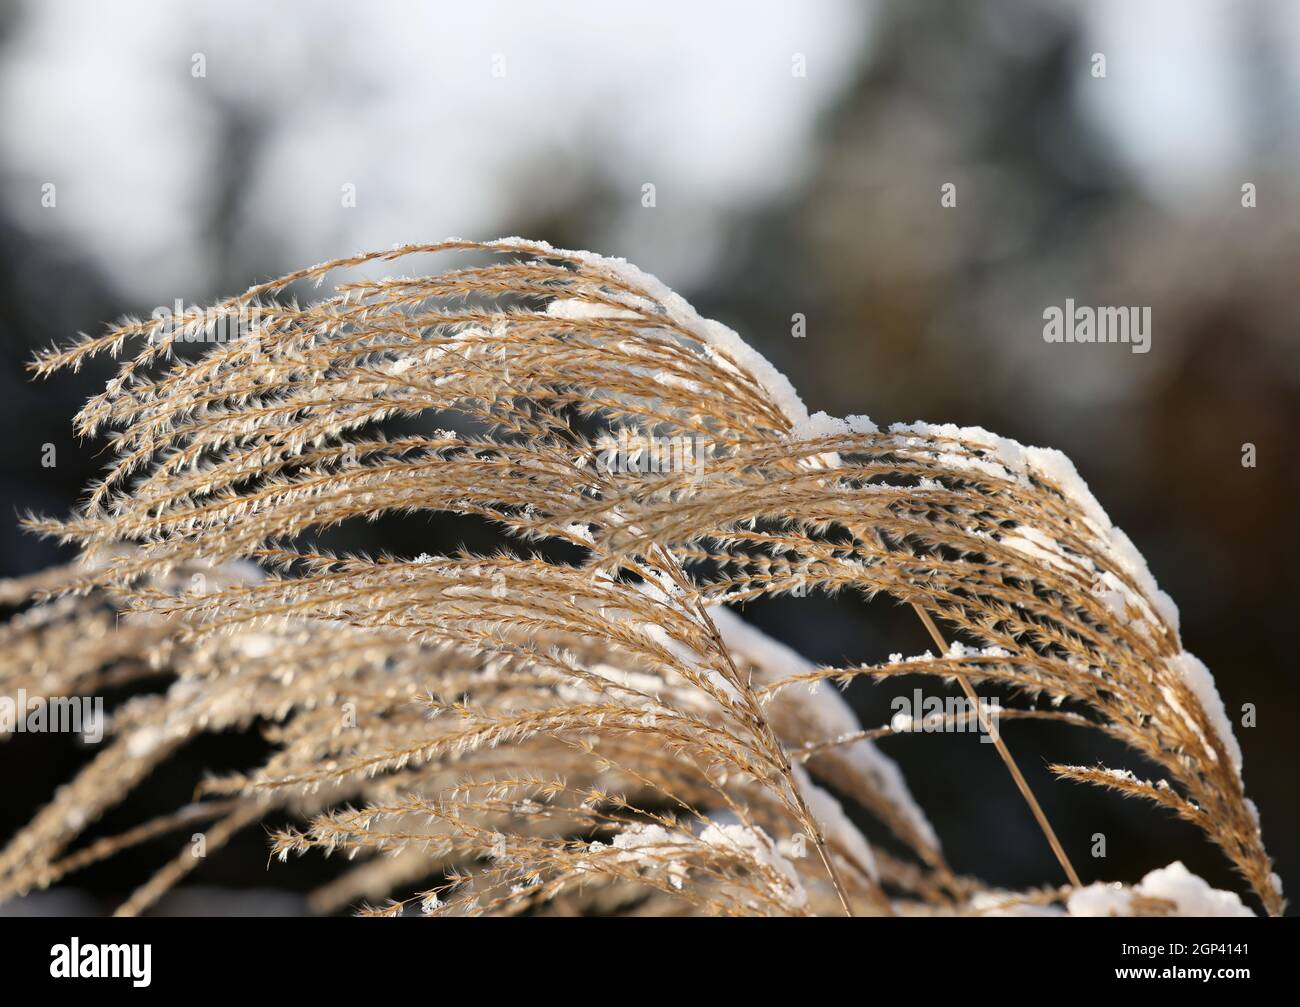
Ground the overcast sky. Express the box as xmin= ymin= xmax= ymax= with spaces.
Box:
xmin=2 ymin=0 xmax=1297 ymax=303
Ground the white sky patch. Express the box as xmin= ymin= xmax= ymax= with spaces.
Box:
xmin=0 ymin=0 xmax=866 ymax=302
xmin=1074 ymin=0 xmax=1300 ymax=213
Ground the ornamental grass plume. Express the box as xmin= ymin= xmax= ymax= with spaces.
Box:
xmin=0 ymin=239 xmax=1282 ymax=917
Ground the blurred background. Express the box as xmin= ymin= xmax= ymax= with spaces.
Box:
xmin=0 ymin=0 xmax=1296 ymax=914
